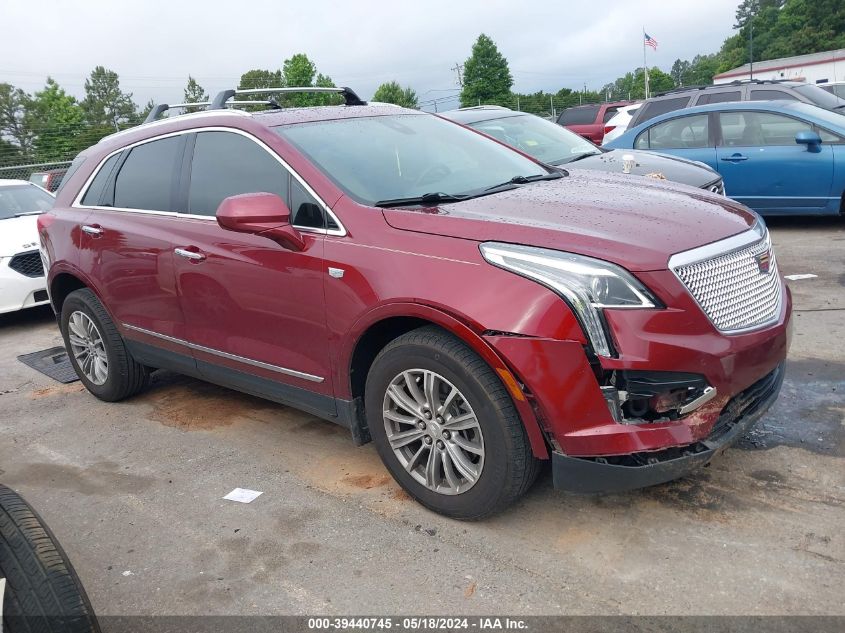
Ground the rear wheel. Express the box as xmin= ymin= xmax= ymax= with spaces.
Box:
xmin=60 ymin=289 xmax=149 ymax=401
xmin=0 ymin=485 xmax=100 ymax=633
xmin=365 ymin=326 xmax=540 ymax=520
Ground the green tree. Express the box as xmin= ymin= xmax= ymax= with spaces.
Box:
xmin=183 ymin=75 xmax=208 ymax=112
xmin=281 ymin=54 xmax=341 ymax=106
xmin=82 ymin=66 xmax=138 ymax=131
xmin=0 ymin=138 xmax=23 ymax=167
xmin=460 ymin=34 xmax=513 ymax=107
xmin=670 ymin=59 xmax=691 ymax=87
xmin=27 ymin=78 xmax=85 ymax=161
xmin=0 ymin=83 xmax=34 ymax=158
xmin=372 ymin=81 xmax=418 ymax=108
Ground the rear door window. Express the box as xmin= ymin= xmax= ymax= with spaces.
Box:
xmin=635 ymin=96 xmax=692 ymax=125
xmin=113 ymin=136 xmax=184 ymax=211
xmin=558 ymin=105 xmax=600 ymax=125
xmin=696 ymin=91 xmax=741 ymax=105
xmin=187 ymin=131 xmax=289 ymax=217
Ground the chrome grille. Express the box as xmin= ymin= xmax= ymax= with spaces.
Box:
xmin=673 ymin=236 xmax=781 ymax=332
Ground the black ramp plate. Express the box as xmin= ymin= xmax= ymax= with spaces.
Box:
xmin=17 ymin=346 xmax=79 ymax=384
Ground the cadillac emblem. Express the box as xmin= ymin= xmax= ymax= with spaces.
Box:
xmin=755 ymin=252 xmax=772 ymax=274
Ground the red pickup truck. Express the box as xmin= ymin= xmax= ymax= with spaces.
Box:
xmin=557 ymin=101 xmax=634 ymax=144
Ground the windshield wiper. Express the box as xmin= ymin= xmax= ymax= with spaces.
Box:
xmin=555 ymin=151 xmax=602 ymax=165
xmin=483 ymin=171 xmax=563 ymax=193
xmin=374 ymin=192 xmax=470 ymax=208
xmin=13 ymin=211 xmax=44 ymax=217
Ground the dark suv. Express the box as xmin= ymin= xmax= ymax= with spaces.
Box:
xmin=629 ymin=79 xmax=845 ymax=128
xmin=38 ymin=86 xmax=790 ymax=519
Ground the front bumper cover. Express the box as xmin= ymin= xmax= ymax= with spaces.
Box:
xmin=552 ymin=362 xmax=784 ymax=493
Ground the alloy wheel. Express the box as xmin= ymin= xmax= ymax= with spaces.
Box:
xmin=67 ymin=311 xmax=109 ymax=385
xmin=382 ymin=369 xmax=485 ymax=495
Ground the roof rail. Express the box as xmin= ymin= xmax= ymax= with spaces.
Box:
xmin=210 ymin=86 xmax=366 ymax=109
xmin=144 ymin=101 xmax=212 ymax=123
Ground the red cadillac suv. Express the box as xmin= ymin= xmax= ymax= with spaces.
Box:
xmin=38 ymin=87 xmax=791 ymax=519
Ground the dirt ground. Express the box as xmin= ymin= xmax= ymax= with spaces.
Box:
xmin=0 ymin=216 xmax=842 ymax=616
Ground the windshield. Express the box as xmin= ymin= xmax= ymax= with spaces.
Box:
xmin=0 ymin=184 xmax=54 ymax=220
xmin=274 ymin=114 xmax=548 ymax=205
xmin=793 ymin=83 xmax=845 ymax=110
xmin=469 ymin=114 xmax=600 ymax=165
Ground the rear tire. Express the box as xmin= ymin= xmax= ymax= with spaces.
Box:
xmin=60 ymin=288 xmax=149 ymax=402
xmin=365 ymin=326 xmax=540 ymax=520
xmin=0 ymin=485 xmax=100 ymax=633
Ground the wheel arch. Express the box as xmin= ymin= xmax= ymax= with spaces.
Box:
xmin=49 ymin=271 xmax=88 ymax=315
xmin=342 ymin=303 xmax=550 ymax=459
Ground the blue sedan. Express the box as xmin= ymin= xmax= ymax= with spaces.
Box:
xmin=605 ymin=100 xmax=845 ymax=215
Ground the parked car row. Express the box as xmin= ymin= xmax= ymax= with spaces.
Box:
xmin=0 ymin=180 xmax=52 ymax=315
xmin=35 ymin=85 xmax=791 ymax=519
xmin=550 ymin=78 xmax=845 ymax=216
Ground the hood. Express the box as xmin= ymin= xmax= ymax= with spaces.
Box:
xmin=0 ymin=215 xmax=40 ymax=257
xmin=382 ymin=170 xmax=755 ymax=272
xmin=566 ymin=149 xmax=719 ymax=188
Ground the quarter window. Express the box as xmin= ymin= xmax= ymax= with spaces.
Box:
xmin=81 ymin=154 xmax=120 ymax=206
xmin=289 ymin=177 xmax=327 ymax=229
xmin=187 ymin=131 xmax=289 ymax=216
xmin=636 ymin=114 xmax=710 ymax=149
xmin=719 ymin=112 xmax=813 ymax=146
xmin=113 ymin=136 xmax=183 ymax=211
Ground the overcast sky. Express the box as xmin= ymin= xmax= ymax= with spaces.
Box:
xmin=2 ymin=0 xmax=740 ymax=111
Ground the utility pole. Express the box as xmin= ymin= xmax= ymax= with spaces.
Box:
xmin=749 ymin=19 xmax=754 ymax=79
xmin=451 ymin=63 xmax=464 ymax=87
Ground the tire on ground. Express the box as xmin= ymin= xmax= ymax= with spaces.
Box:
xmin=365 ymin=325 xmax=541 ymax=520
xmin=60 ymin=288 xmax=150 ymax=402
xmin=0 ymin=484 xmax=100 ymax=633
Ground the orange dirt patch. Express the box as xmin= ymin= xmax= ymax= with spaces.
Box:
xmin=145 ymin=378 xmax=275 ymax=430
xmin=29 ymin=383 xmax=85 ymax=398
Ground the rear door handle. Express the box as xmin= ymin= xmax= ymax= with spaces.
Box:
xmin=81 ymin=224 xmax=103 ymax=236
xmin=174 ymin=247 xmax=206 ymax=262
xmin=721 ymin=154 xmax=748 ymax=162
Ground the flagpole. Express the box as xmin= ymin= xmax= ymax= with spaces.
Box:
xmin=643 ymin=27 xmax=650 ymax=99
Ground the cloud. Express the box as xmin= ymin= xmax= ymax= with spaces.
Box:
xmin=0 ymin=0 xmax=740 ymax=110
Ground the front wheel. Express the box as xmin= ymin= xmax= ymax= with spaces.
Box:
xmin=365 ymin=326 xmax=540 ymax=520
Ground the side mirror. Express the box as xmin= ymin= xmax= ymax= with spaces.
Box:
xmin=795 ymin=130 xmax=822 ymax=151
xmin=216 ymin=192 xmax=305 ymax=251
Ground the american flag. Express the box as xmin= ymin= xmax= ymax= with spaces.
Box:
xmin=644 ymin=32 xmax=658 ymax=50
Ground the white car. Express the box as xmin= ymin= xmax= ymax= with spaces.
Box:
xmin=601 ymin=103 xmax=642 ymax=145
xmin=0 ymin=180 xmax=54 ymax=314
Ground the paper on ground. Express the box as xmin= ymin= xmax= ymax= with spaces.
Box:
xmin=223 ymin=488 xmax=263 ymax=503
xmin=784 ymin=274 xmax=818 ymax=280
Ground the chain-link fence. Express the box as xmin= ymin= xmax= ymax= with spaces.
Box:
xmin=0 ymin=160 xmax=73 ymax=191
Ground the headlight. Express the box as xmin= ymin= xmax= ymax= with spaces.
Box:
xmin=480 ymin=242 xmax=659 ymax=357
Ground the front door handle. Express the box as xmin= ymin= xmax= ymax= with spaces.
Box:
xmin=721 ymin=154 xmax=748 ymax=162
xmin=174 ymin=247 xmax=206 ymax=262
xmin=81 ymin=224 xmax=103 ymax=236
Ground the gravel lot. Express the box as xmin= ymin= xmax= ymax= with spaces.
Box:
xmin=0 ymin=217 xmax=843 ymax=616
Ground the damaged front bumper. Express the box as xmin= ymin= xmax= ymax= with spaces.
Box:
xmin=551 ymin=363 xmax=784 ymax=493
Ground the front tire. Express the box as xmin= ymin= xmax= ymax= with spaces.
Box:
xmin=60 ymin=288 xmax=149 ymax=402
xmin=365 ymin=326 xmax=540 ymax=520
